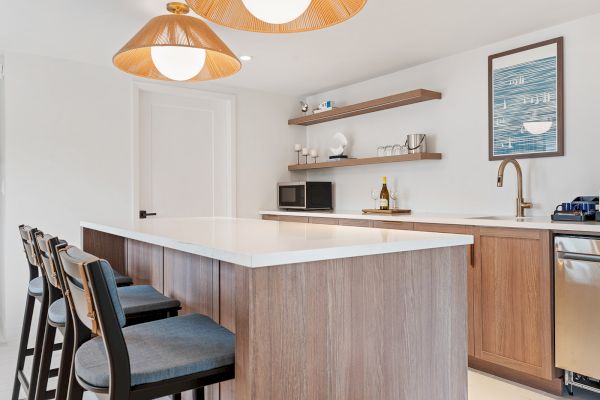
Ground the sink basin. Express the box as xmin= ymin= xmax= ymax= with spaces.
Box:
xmin=468 ymin=216 xmax=536 ymax=221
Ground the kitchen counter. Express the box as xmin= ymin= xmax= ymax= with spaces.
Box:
xmin=259 ymin=210 xmax=600 ymax=233
xmin=81 ymin=217 xmax=470 ymax=400
xmin=81 ymin=217 xmax=472 ymax=268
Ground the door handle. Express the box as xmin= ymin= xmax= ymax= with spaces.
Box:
xmin=139 ymin=210 xmax=157 ymax=219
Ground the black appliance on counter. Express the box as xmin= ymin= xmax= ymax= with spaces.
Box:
xmin=277 ymin=182 xmax=333 ymax=210
xmin=552 ymin=196 xmax=599 ymax=221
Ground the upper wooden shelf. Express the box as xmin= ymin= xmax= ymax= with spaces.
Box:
xmin=288 ymin=153 xmax=442 ymax=171
xmin=288 ymin=89 xmax=442 ymax=126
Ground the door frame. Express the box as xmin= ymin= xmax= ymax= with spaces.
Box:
xmin=131 ymin=82 xmax=237 ymax=222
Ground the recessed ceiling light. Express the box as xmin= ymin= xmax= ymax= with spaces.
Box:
xmin=240 ymin=55 xmax=253 ymax=61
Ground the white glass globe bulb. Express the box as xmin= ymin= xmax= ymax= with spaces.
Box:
xmin=151 ymin=46 xmax=207 ymax=81
xmin=241 ymin=0 xmax=312 ymax=24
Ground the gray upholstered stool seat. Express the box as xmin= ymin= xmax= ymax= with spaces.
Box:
xmin=117 ymin=285 xmax=181 ymax=314
xmin=48 ymin=298 xmax=66 ymax=326
xmin=46 ymin=286 xmax=180 ymax=328
xmin=27 ymin=276 xmax=44 ymax=297
xmin=113 ymin=271 xmax=133 ymax=286
xmin=75 ymin=314 xmax=235 ymax=388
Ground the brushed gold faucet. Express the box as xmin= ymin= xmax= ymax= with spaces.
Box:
xmin=496 ymin=159 xmax=532 ymax=218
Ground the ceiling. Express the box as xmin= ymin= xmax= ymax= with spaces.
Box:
xmin=1 ymin=0 xmax=600 ymax=97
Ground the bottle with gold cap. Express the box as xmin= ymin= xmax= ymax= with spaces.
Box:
xmin=380 ymin=176 xmax=390 ymax=210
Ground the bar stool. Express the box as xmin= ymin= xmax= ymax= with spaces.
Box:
xmin=59 ymin=245 xmax=235 ymax=400
xmin=34 ymin=234 xmax=182 ymax=400
xmin=12 ymin=225 xmax=58 ymax=400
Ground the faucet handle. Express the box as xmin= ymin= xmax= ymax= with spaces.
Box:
xmin=521 ymin=201 xmax=533 ymax=209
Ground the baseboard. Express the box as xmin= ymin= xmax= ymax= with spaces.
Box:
xmin=469 ymin=356 xmax=563 ymax=396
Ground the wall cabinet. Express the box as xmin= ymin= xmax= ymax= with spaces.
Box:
xmin=262 ymin=215 xmax=561 ymax=394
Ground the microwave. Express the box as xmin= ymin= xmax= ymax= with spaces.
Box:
xmin=278 ymin=182 xmax=333 ymax=210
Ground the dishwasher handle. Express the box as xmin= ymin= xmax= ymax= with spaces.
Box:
xmin=557 ymin=251 xmax=600 ymax=263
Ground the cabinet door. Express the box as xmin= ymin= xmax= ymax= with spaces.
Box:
xmin=308 ymin=217 xmax=339 ymax=225
xmin=414 ymin=223 xmax=475 ymax=357
xmin=262 ymin=214 xmax=279 ymax=221
xmin=372 ymin=221 xmax=414 ymax=230
xmin=339 ymin=218 xmax=373 ymax=227
xmin=473 ymin=227 xmax=553 ymax=379
xmin=278 ymin=215 xmax=309 ymax=223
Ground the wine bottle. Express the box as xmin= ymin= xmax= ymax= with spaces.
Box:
xmin=380 ymin=176 xmax=390 ymax=210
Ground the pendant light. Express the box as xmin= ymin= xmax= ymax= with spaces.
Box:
xmin=185 ymin=0 xmax=367 ymax=33
xmin=113 ymin=2 xmax=241 ymax=82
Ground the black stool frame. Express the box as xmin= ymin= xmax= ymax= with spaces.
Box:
xmin=12 ymin=226 xmax=62 ymax=400
xmin=63 ymin=255 xmax=234 ymax=400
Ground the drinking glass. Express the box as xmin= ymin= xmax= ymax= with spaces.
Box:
xmin=390 ymin=189 xmax=399 ymax=209
xmin=370 ymin=188 xmax=379 ymax=209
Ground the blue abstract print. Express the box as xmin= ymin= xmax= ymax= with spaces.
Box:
xmin=492 ymin=56 xmax=558 ymax=156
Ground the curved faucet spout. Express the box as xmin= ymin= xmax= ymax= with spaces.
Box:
xmin=496 ymin=159 xmax=532 ymax=218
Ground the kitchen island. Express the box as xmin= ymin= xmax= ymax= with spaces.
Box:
xmin=81 ymin=217 xmax=473 ymax=400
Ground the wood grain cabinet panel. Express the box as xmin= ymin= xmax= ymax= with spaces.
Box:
xmin=126 ymin=239 xmax=164 ymax=291
xmin=338 ymin=218 xmax=373 ymax=227
xmin=261 ymin=214 xmax=279 ymax=221
xmin=308 ymin=217 xmax=339 ymax=225
xmin=163 ymin=249 xmax=221 ymax=400
xmin=82 ymin=228 xmax=127 ymax=275
xmin=278 ymin=215 xmax=309 ymax=223
xmin=473 ymin=227 xmax=554 ymax=380
xmin=414 ymin=223 xmax=475 ymax=358
xmin=372 ymin=221 xmax=414 ymax=231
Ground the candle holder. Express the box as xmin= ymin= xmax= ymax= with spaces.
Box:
xmin=304 ymin=154 xmax=309 ymax=164
xmin=294 ymin=144 xmax=303 ymax=165
xmin=309 ymin=149 xmax=319 ymax=163
xmin=295 ymin=150 xmax=301 ymax=164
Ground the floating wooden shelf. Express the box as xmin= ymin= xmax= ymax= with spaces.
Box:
xmin=288 ymin=89 xmax=442 ymax=126
xmin=288 ymin=153 xmax=442 ymax=171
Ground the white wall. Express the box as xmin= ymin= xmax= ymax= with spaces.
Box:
xmin=0 ymin=54 xmax=6 ymax=342
xmin=305 ymin=14 xmax=600 ymax=216
xmin=0 ymin=52 xmax=301 ymax=341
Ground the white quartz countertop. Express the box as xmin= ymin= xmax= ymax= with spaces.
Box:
xmin=259 ymin=210 xmax=600 ymax=233
xmin=81 ymin=217 xmax=473 ymax=268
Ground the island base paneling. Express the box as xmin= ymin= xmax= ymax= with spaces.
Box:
xmin=82 ymin=227 xmax=468 ymax=400
xmin=230 ymin=248 xmax=467 ymax=400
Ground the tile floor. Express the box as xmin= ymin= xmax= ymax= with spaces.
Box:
xmin=2 ymin=339 xmax=599 ymax=400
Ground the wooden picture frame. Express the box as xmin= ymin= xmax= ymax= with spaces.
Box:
xmin=488 ymin=37 xmax=564 ymax=160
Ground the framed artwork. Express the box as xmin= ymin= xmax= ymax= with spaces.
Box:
xmin=488 ymin=37 xmax=564 ymax=160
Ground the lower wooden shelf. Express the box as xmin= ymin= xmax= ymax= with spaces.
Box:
xmin=288 ymin=153 xmax=442 ymax=171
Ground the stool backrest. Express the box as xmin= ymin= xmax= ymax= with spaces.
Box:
xmin=58 ymin=245 xmax=126 ymax=335
xmin=35 ymin=232 xmax=64 ymax=290
xmin=18 ymin=225 xmax=41 ymax=281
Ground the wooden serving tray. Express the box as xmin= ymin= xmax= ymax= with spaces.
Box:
xmin=362 ymin=209 xmax=412 ymax=215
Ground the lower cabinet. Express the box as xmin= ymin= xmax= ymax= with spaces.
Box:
xmin=262 ymin=214 xmax=561 ymax=394
xmin=471 ymin=227 xmax=560 ymax=393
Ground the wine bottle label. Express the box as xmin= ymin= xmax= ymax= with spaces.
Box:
xmin=380 ymin=199 xmax=389 ymax=208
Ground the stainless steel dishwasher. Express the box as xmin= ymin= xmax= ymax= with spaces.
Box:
xmin=555 ymin=235 xmax=600 ymax=395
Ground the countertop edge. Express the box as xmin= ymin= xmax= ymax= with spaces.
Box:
xmin=81 ymin=220 xmax=473 ymax=268
xmin=259 ymin=210 xmax=600 ymax=234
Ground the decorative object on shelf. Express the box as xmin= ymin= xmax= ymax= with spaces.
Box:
xmin=309 ymin=149 xmax=319 ymax=163
xmin=489 ymin=37 xmax=564 ymax=160
xmin=406 ymin=134 xmax=427 ymax=154
xmin=301 ymin=147 xmax=309 ymax=164
xmin=113 ymin=2 xmax=241 ymax=82
xmin=377 ymin=146 xmax=385 ymax=157
xmin=288 ymin=89 xmax=442 ymax=126
xmin=362 ymin=208 xmax=411 ymax=215
xmin=294 ymin=144 xmax=303 ymax=164
xmin=329 ymin=132 xmax=349 ymax=160
xmin=300 ymin=101 xmax=309 ymax=114
xmin=184 ymin=0 xmax=367 ymax=33
xmin=288 ymin=153 xmax=443 ymax=171
xmin=313 ymin=100 xmax=336 ymax=114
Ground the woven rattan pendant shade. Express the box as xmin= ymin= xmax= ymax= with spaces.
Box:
xmin=113 ymin=12 xmax=241 ymax=81
xmin=185 ymin=0 xmax=367 ymax=33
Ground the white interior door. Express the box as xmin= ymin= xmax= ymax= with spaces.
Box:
xmin=137 ymin=87 xmax=234 ymax=220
